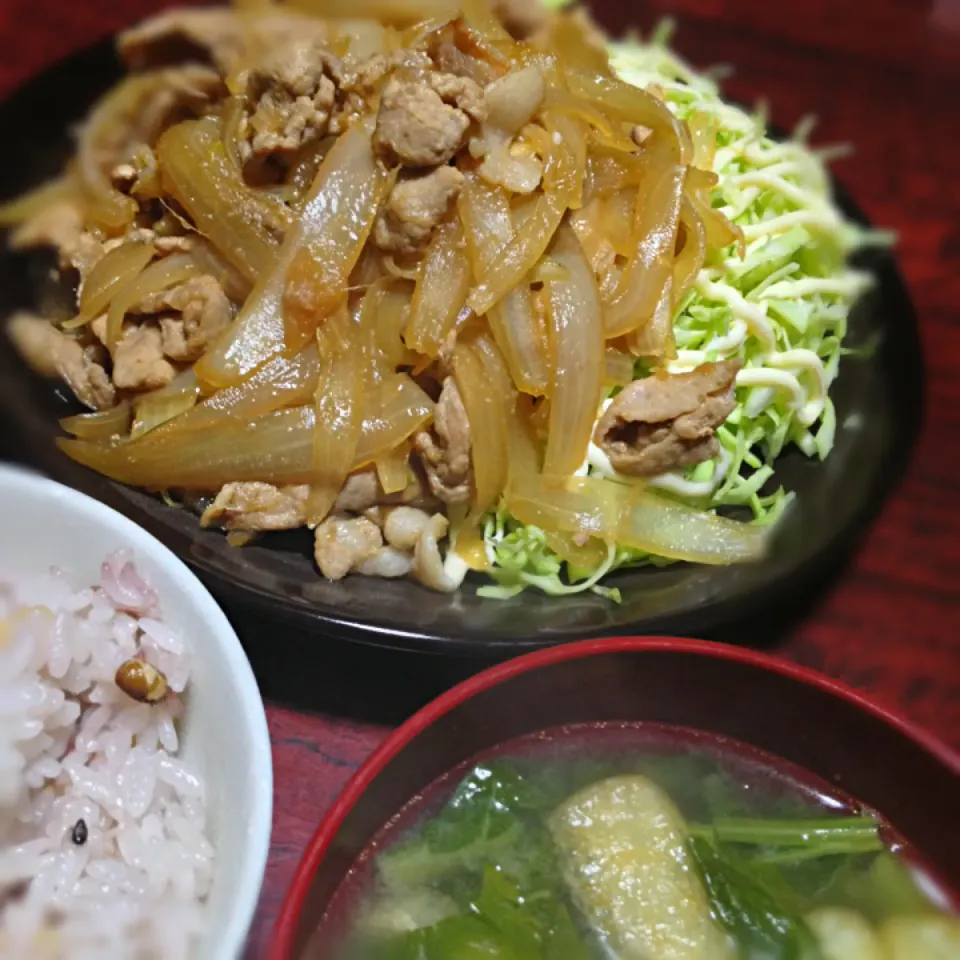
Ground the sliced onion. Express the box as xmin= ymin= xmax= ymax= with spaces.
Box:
xmin=478 ymin=147 xmax=543 ymax=195
xmin=626 ymin=275 xmax=676 ymax=362
xmin=353 ymin=374 xmax=435 ymax=468
xmin=60 ymin=376 xmax=432 ymax=489
xmin=459 ymin=177 xmax=549 ymax=394
xmin=370 ymin=280 xmax=418 ymax=369
xmin=544 ymin=531 xmax=609 ymax=570
xmin=673 ymin=197 xmax=707 ymax=303
xmin=544 ymin=111 xmax=587 ymax=209
xmin=584 ymin=151 xmax=646 ymax=200
xmin=618 ymin=488 xmax=766 ymax=564
xmin=60 ymin=401 xmax=132 ymax=441
xmin=452 ymin=519 xmax=491 ymax=572
xmin=375 ymin=445 xmax=411 ymax=495
xmin=405 ymin=219 xmax=471 ymax=358
xmin=506 ymin=397 xmax=542 ymax=480
xmin=452 ymin=336 xmax=509 ymax=519
xmin=130 ymin=369 xmax=200 ymax=440
xmin=471 ymin=65 xmax=546 ymax=159
xmin=565 ymin=68 xmax=692 ymax=164
xmin=141 ymin=345 xmax=320 ymax=442
xmin=604 ymin=154 xmax=686 ymax=338
xmin=505 ymin=473 xmax=626 ymax=540
xmin=158 ymin=117 xmax=290 ymax=284
xmin=458 ymin=0 xmax=515 ymax=47
xmin=541 ymin=14 xmax=610 ymax=75
xmin=687 ymin=166 xmax=743 ymax=253
xmin=688 ymin=113 xmax=718 ymax=170
xmin=604 ymin=345 xmax=635 ymax=386
xmin=306 ymin=307 xmax=369 ymax=524
xmin=281 ymin=126 xmax=396 ymax=352
xmin=195 ymin=121 xmax=392 ymax=388
xmin=106 ymin=253 xmax=202 ymax=349
xmin=542 ymin=225 xmax=604 ymax=477
xmin=64 ymin=242 xmax=157 ymax=330
xmin=466 ymin=191 xmax=565 ymax=317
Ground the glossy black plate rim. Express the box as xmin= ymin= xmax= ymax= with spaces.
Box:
xmin=0 ymin=37 xmax=925 ymax=658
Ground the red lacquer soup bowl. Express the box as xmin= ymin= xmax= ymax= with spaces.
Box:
xmin=269 ymin=637 xmax=960 ymax=958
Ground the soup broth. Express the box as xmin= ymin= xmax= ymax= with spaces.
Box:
xmin=316 ymin=723 xmax=958 ymax=960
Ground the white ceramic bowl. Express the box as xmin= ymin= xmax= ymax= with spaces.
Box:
xmin=0 ymin=463 xmax=272 ymax=959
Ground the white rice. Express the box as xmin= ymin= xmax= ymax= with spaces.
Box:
xmin=0 ymin=550 xmax=213 ymax=959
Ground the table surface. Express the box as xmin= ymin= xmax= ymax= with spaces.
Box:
xmin=1 ymin=0 xmax=958 ymax=954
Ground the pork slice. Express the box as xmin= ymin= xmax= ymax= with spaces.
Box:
xmin=374 ymin=73 xmax=486 ymax=167
xmin=117 ymin=8 xmax=329 ymax=74
xmin=373 ymin=165 xmax=464 ymax=255
xmin=6 ymin=312 xmax=116 ymax=410
xmin=239 ymin=40 xmax=342 ymax=163
xmin=594 ymin=360 xmax=742 ymax=477
xmin=313 ymin=515 xmax=383 ymax=581
xmin=413 ymin=377 xmax=472 ymax=504
xmin=201 ymin=482 xmax=310 ymax=531
xmin=111 ymin=325 xmax=175 ymax=392
xmin=135 ymin=275 xmax=234 ymax=362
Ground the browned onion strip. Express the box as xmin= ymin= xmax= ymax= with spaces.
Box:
xmin=288 ymin=0 xmax=457 ymax=25
xmin=139 ymin=346 xmax=320 ymax=444
xmin=626 ymin=275 xmax=676 ymax=362
xmin=673 ymin=197 xmax=707 ymax=303
xmin=603 ymin=152 xmax=686 ymax=338
xmin=405 ymin=220 xmax=471 ymax=358
xmin=282 ymin=128 xmax=395 ymax=353
xmin=458 ymin=177 xmax=549 ymax=394
xmin=106 ymin=253 xmax=203 ymax=350
xmin=466 ymin=122 xmax=582 ymax=316
xmin=452 ymin=336 xmax=509 ymax=519
xmin=565 ymin=68 xmax=692 ymax=165
xmin=306 ymin=307 xmax=369 ymax=524
xmin=687 ymin=166 xmax=744 ymax=254
xmin=376 ymin=445 xmax=410 ymax=495
xmin=131 ymin=369 xmax=201 ymax=441
xmin=195 ymin=121 xmax=391 ymax=389
xmin=60 ymin=375 xmax=433 ymax=489
xmin=64 ymin=242 xmax=157 ymax=331
xmin=542 ymin=225 xmax=604 ymax=477
xmin=60 ymin=401 xmax=132 ymax=441
xmin=158 ymin=117 xmax=289 ymax=283
xmin=604 ymin=345 xmax=635 ymax=386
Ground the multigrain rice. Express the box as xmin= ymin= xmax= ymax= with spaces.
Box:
xmin=0 ymin=549 xmax=213 ymax=959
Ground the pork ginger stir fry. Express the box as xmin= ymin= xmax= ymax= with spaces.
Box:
xmin=2 ymin=0 xmax=861 ymax=597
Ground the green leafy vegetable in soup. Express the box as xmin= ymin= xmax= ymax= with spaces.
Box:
xmin=330 ymin=730 xmax=958 ymax=960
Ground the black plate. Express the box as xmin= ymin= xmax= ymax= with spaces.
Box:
xmin=0 ymin=38 xmax=924 ymax=659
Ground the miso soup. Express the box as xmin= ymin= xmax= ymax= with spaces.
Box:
xmin=315 ymin=723 xmax=959 ymax=960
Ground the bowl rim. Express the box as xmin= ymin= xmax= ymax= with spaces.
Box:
xmin=0 ymin=463 xmax=273 ymax=960
xmin=269 ymin=634 xmax=960 ymax=959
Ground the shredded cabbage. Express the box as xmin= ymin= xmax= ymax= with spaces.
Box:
xmin=479 ymin=24 xmax=884 ymax=601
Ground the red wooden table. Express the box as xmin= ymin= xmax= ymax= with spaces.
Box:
xmin=1 ymin=0 xmax=958 ymax=955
